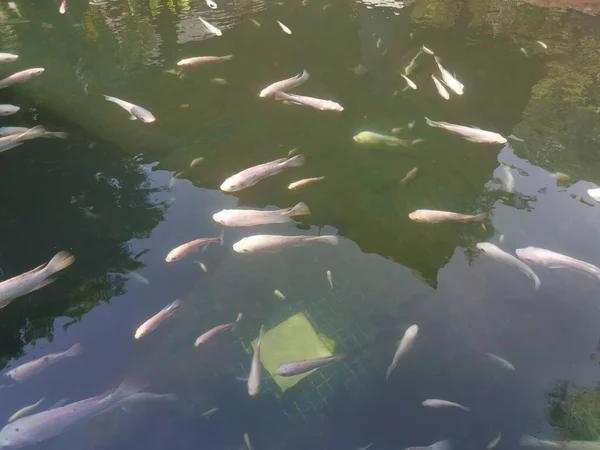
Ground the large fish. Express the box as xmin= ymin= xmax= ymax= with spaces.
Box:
xmin=194 ymin=313 xmax=242 ymax=346
xmin=233 ymin=234 xmax=338 ymax=253
xmin=515 ymin=247 xmax=600 ymax=280
xmin=165 ymin=236 xmax=222 ymax=262
xmin=213 ymin=202 xmax=310 ymax=227
xmin=476 ymin=242 xmax=540 ymax=290
xmin=6 ymin=344 xmax=82 ymax=382
xmin=386 ymin=324 xmax=418 ymax=379
xmin=134 ymin=299 xmax=182 ymax=339
xmin=0 ymin=379 xmax=147 ymax=449
xmin=409 ymin=209 xmax=488 ymax=223
xmin=103 ymin=95 xmax=155 ymax=123
xmin=353 ymin=131 xmax=409 ymax=147
xmin=0 ymin=53 xmax=19 ymax=63
xmin=248 ymin=326 xmax=265 ymax=396
xmin=434 ymin=56 xmax=464 ymax=95
xmin=220 ymin=154 xmax=305 ymax=192
xmin=177 ymin=55 xmax=232 ymax=67
xmin=275 ymin=354 xmax=345 ymax=377
xmin=274 ymin=92 xmax=343 ymax=111
xmin=0 ymin=126 xmax=68 ymax=139
xmin=0 ymin=126 xmax=47 ymax=153
xmin=425 ymin=118 xmax=506 ymax=144
xmin=0 ymin=251 xmax=75 ymax=309
xmin=0 ymin=68 xmax=44 ymax=89
xmin=259 ymin=70 xmax=309 ymax=98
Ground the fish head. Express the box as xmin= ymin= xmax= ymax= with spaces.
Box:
xmin=219 ymin=176 xmax=244 ymax=193
xmin=476 ymin=242 xmax=491 ymax=252
xmin=408 ymin=211 xmax=422 ymax=221
xmin=352 ymin=132 xmax=365 ymax=143
xmin=258 ymin=89 xmax=271 ymax=98
xmin=165 ymin=251 xmax=180 ymax=263
xmin=211 ymin=211 xmax=228 ymax=225
xmin=131 ymin=107 xmax=155 ymax=123
xmin=232 ymin=239 xmax=252 ymax=253
xmin=0 ymin=422 xmax=31 ymax=449
xmin=514 ymin=247 xmax=537 ymax=263
xmin=29 ymin=68 xmax=45 ymax=77
xmin=134 ymin=327 xmax=147 ymax=339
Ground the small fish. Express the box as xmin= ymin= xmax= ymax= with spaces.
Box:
xmin=386 ymin=324 xmax=418 ymax=379
xmin=0 ymin=68 xmax=44 ymax=89
xmin=376 ymin=37 xmax=383 ymax=49
xmin=412 ymin=138 xmax=424 ymax=146
xmin=536 ymin=40 xmax=548 ymax=49
xmin=391 ymin=127 xmax=403 ymax=134
xmin=193 ymin=261 xmax=208 ymax=272
xmin=166 ymin=237 xmax=222 ymax=262
xmin=233 ymin=235 xmax=338 ymax=253
xmin=194 ymin=313 xmax=242 ymax=346
xmin=588 ymin=188 xmax=600 ymax=202
xmin=177 ymin=55 xmax=232 ymax=67
xmin=276 ymin=20 xmax=291 ymax=34
xmin=408 ymin=121 xmax=415 ymax=129
xmin=7 ymin=2 xmax=20 ymax=16
xmin=516 ymin=247 xmax=600 ymax=280
xmin=220 ymin=154 xmax=305 ymax=192
xmin=244 ymin=433 xmax=253 ymax=450
xmin=274 ymin=289 xmax=286 ymax=300
xmin=422 ymin=45 xmax=435 ymax=55
xmin=59 ymin=0 xmax=67 ymax=14
xmin=352 ymin=63 xmax=369 ymax=76
xmin=249 ymin=18 xmax=261 ymax=27
xmin=213 ymin=202 xmax=310 ymax=227
xmin=0 ymin=53 xmax=19 ymax=63
xmin=327 ymin=270 xmax=333 ymax=288
xmin=552 ymin=172 xmax=570 ymax=181
xmin=288 ymin=176 xmax=325 ymax=190
xmin=499 ymin=234 xmax=505 ymax=243
xmin=134 ymin=299 xmax=182 ymax=339
xmin=477 ymin=243 xmax=540 ymax=289
xmin=117 ymin=392 xmax=177 ymax=410
xmin=259 ymin=70 xmax=309 ymax=97
xmin=0 ymin=251 xmax=75 ymax=310
xmin=9 ymin=398 xmax=45 ymax=423
xmin=401 ymin=74 xmax=417 ymax=90
xmin=274 ymin=92 xmax=343 ymax=111
xmin=520 ymin=47 xmax=529 ymax=57
xmin=404 ymin=439 xmax=451 ymax=450
xmin=488 ymin=432 xmax=502 ymax=449
xmin=485 ymin=352 xmax=516 ymax=371
xmin=422 ymin=399 xmax=470 ymax=411
xmin=200 ymin=407 xmax=218 ymax=418
xmin=431 ymin=74 xmax=449 ymax=100
xmin=6 ymin=344 xmax=83 ymax=382
xmin=205 ymin=0 xmax=217 ymax=8
xmin=275 ymin=354 xmax=346 ymax=376
xmin=502 ymin=163 xmax=514 ymax=192
xmin=404 ymin=50 xmax=422 ymax=75
xmin=210 ymin=78 xmax=227 ymax=85
xmin=425 ymin=118 xmax=507 ymax=144
xmin=190 ymin=157 xmax=204 ymax=168
xmin=353 ymin=131 xmax=409 ymax=147
xmin=103 ymin=95 xmax=155 ymax=123
xmin=0 ymin=126 xmax=67 ymax=139
xmin=434 ymin=56 xmax=464 ymax=95
xmin=198 ymin=16 xmax=222 ymax=36
xmin=248 ymin=326 xmax=265 ymax=396
xmin=401 ymin=167 xmax=418 ymax=184
xmin=125 ymin=270 xmax=150 ymax=285
xmin=0 ymin=104 xmax=19 ymax=116
xmin=409 ymin=209 xmax=488 ymax=223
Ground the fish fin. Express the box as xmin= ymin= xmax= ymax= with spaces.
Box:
xmin=284 ymin=202 xmax=311 ymax=217
xmin=285 ymin=154 xmax=305 ymax=167
xmin=64 ymin=343 xmax=83 ymax=357
xmin=111 ymin=378 xmax=149 ymax=402
xmin=299 ymin=69 xmax=310 ymax=82
xmin=274 ymin=91 xmax=290 ymax=101
xmin=385 ymin=362 xmax=396 ymax=379
xmin=472 ymin=213 xmax=489 ymax=222
xmin=532 ymin=274 xmax=541 ymax=290
xmin=129 ymin=115 xmax=137 ymax=120
xmin=430 ymin=440 xmax=452 ymax=450
xmin=316 ymin=235 xmax=338 ymax=245
xmin=424 ymin=117 xmax=436 ymax=127
xmin=166 ymin=299 xmax=183 ymax=315
xmin=20 ymin=262 xmax=47 ymax=277
xmin=49 ymin=131 xmax=69 ymax=139
xmin=46 ymin=251 xmax=75 ymax=275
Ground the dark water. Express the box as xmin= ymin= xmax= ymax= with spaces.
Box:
xmin=1 ymin=0 xmax=600 ymax=448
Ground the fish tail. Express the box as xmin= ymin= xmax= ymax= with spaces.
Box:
xmin=434 ymin=55 xmax=441 ymax=64
xmin=316 ymin=235 xmax=339 ymax=245
xmin=532 ymin=273 xmax=541 ymax=290
xmin=298 ymin=69 xmax=310 ymax=83
xmin=285 ymin=202 xmax=311 ymax=217
xmin=49 ymin=131 xmax=69 ymax=139
xmin=222 ymin=55 xmax=234 ymax=61
xmin=163 ymin=393 xmax=178 ymax=401
xmin=460 ymin=405 xmax=471 ymax=412
xmin=285 ymin=154 xmax=305 ymax=168
xmin=110 ymin=378 xmax=149 ymax=402
xmin=46 ymin=251 xmax=75 ymax=275
xmin=431 ymin=440 xmax=452 ymax=450
xmin=167 ymin=299 xmax=183 ymax=314
xmin=424 ymin=117 xmax=437 ymax=128
xmin=472 ymin=213 xmax=489 ymax=222
xmin=385 ymin=362 xmax=396 ymax=380
xmin=64 ymin=343 xmax=83 ymax=358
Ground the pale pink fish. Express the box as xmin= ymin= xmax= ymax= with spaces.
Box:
xmin=288 ymin=176 xmax=325 ymax=190
xmin=275 ymin=354 xmax=346 ymax=376
xmin=425 ymin=117 xmax=507 ymax=144
xmin=6 ymin=344 xmax=83 ymax=382
xmin=431 ymin=74 xmax=449 ymax=100
xmin=213 ymin=202 xmax=310 ymax=227
xmin=165 ymin=236 xmax=222 ymax=262
xmin=259 ymin=70 xmax=309 ymax=97
xmin=177 ymin=55 xmax=232 ymax=67
xmin=59 ymin=0 xmax=67 ymax=14
xmin=220 ymin=154 xmax=305 ymax=192
xmin=386 ymin=324 xmax=418 ymax=379
xmin=233 ymin=234 xmax=338 ymax=253
xmin=276 ymin=20 xmax=291 ymax=34
xmin=134 ymin=299 xmax=183 ymax=339
xmin=274 ymin=92 xmax=343 ymax=111
xmin=0 ymin=379 xmax=147 ymax=448
xmin=422 ymin=399 xmax=471 ymax=411
xmin=409 ymin=209 xmax=488 ymax=223
xmin=194 ymin=313 xmax=242 ymax=346
xmin=0 ymin=68 xmax=44 ymax=89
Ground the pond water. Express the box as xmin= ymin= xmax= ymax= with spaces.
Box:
xmin=1 ymin=0 xmax=600 ymax=448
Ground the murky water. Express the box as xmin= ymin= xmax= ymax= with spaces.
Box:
xmin=1 ymin=0 xmax=600 ymax=448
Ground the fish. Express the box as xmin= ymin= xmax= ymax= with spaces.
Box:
xmin=401 ymin=167 xmax=418 ymax=184
xmin=425 ymin=118 xmax=507 ymax=144
xmin=386 ymin=324 xmax=418 ymax=379
xmin=200 ymin=407 xmax=218 ymax=418
xmin=248 ymin=326 xmax=265 ymax=396
xmin=515 ymin=247 xmax=600 ymax=280
xmin=588 ymin=188 xmax=600 ymax=202
xmin=0 ymin=127 xmax=68 ymax=139
xmin=376 ymin=37 xmax=383 ymax=49
xmin=6 ymin=344 xmax=82 ymax=383
xmin=409 ymin=209 xmax=488 ymax=223
xmin=244 ymin=433 xmax=253 ymax=450
xmin=0 ymin=105 xmax=19 ymax=116
xmin=476 ymin=243 xmax=540 ymax=289
xmin=193 ymin=261 xmax=208 ymax=272
xmin=220 ymin=154 xmax=305 ymax=192
xmin=422 ymin=399 xmax=470 ymax=411
xmin=499 ymin=234 xmax=505 ymax=243
xmin=518 ymin=435 xmax=600 ymax=450
xmin=412 ymin=139 xmax=424 ymax=146
xmin=0 ymin=54 xmax=19 ymax=63
xmin=0 ymin=251 xmax=75 ymax=310
xmin=194 ymin=313 xmax=242 ymax=346
xmin=520 ymin=48 xmax=529 ymax=57
xmin=275 ymin=354 xmax=345 ymax=376
xmin=115 ymin=392 xmax=177 ymax=412
xmin=190 ymin=157 xmax=204 ymax=168
xmin=103 ymin=95 xmax=155 ymax=123
xmin=404 ymin=439 xmax=451 ymax=450
xmin=0 ymin=68 xmax=44 ymax=89
xmin=233 ymin=235 xmax=338 ymax=253
xmin=536 ymin=41 xmax=548 ymax=49
xmin=205 ymin=0 xmax=217 ymax=7
xmin=198 ymin=16 xmax=222 ymax=36
xmin=288 ymin=176 xmax=325 ymax=190
xmin=391 ymin=127 xmax=403 ymax=134
xmin=552 ymin=172 xmax=570 ymax=181
xmin=422 ymin=45 xmax=435 ymax=55
xmin=165 ymin=236 xmax=222 ymax=262
xmin=274 ymin=290 xmax=286 ymax=300
xmin=213 ymin=202 xmax=311 ymax=227
xmin=259 ymin=70 xmax=309 ymax=97
xmin=274 ymin=91 xmax=343 ymax=111
xmin=408 ymin=121 xmax=416 ymax=129
xmin=434 ymin=56 xmax=464 ymax=95
xmin=502 ymin=163 xmax=514 ymax=192
xmin=59 ymin=0 xmax=67 ymax=14
xmin=404 ymin=50 xmax=422 ymax=76
xmin=9 ymin=398 xmax=45 ymax=423
xmin=210 ymin=78 xmax=227 ymax=85
xmin=0 ymin=126 xmax=47 ymax=153
xmin=401 ymin=74 xmax=417 ymax=90
xmin=327 ymin=270 xmax=333 ymax=289
xmin=134 ymin=299 xmax=183 ymax=339
xmin=352 ymin=63 xmax=369 ymax=76
xmin=177 ymin=55 xmax=233 ymax=67
xmin=485 ymin=352 xmax=515 ymax=371
xmin=0 ymin=379 xmax=147 ymax=449
xmin=488 ymin=432 xmax=502 ymax=449
xmin=276 ymin=20 xmax=291 ymax=34
xmin=431 ymin=74 xmax=450 ymax=100
xmin=249 ymin=18 xmax=261 ymax=27
xmin=353 ymin=131 xmax=409 ymax=147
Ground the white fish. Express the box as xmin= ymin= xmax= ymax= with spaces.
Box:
xmin=476 ymin=242 xmax=540 ymax=290
xmin=409 ymin=209 xmax=488 ymax=223
xmin=244 ymin=433 xmax=253 ymax=450
xmin=0 ymin=125 xmax=47 ymax=153
xmin=134 ymin=299 xmax=182 ymax=339
xmin=401 ymin=74 xmax=417 ymax=90
xmin=404 ymin=439 xmax=452 ymax=450
xmin=205 ymin=0 xmax=217 ymax=8
xmin=9 ymin=398 xmax=45 ymax=423
xmin=0 ymin=54 xmax=19 ymax=63
xmin=276 ymin=20 xmax=291 ymax=34
xmin=194 ymin=314 xmax=242 ymax=346
xmin=0 ymin=68 xmax=44 ymax=89
xmin=516 ymin=247 xmax=600 ymax=280
xmin=386 ymin=324 xmax=418 ymax=379
xmin=193 ymin=261 xmax=208 ymax=272
xmin=327 ymin=270 xmax=333 ymax=289
xmin=288 ymin=176 xmax=325 ymax=190
xmin=213 ymin=202 xmax=310 ymax=227
xmin=502 ymin=163 xmax=514 ymax=192
xmin=588 ymin=188 xmax=600 ymax=202
xmin=422 ymin=399 xmax=470 ymax=411
xmin=0 ymin=105 xmax=19 ymax=116
xmin=198 ymin=16 xmax=222 ymax=36
xmin=274 ymin=289 xmax=286 ymax=300
xmin=0 ymin=126 xmax=68 ymax=139
xmin=353 ymin=131 xmax=409 ymax=147
xmin=200 ymin=407 xmax=218 ymax=418
xmin=248 ymin=326 xmax=265 ymax=396
xmin=220 ymin=154 xmax=305 ymax=192
xmin=165 ymin=236 xmax=222 ymax=262
xmin=275 ymin=354 xmax=346 ymax=376
xmin=431 ymin=74 xmax=449 ymax=100
xmin=59 ymin=0 xmax=67 ymax=14
xmin=488 ymin=432 xmax=502 ymax=449
xmin=434 ymin=56 xmax=464 ymax=95
xmin=421 ymin=45 xmax=435 ymax=55
xmin=103 ymin=95 xmax=155 ymax=123
xmin=176 ymin=55 xmax=232 ymax=67
xmin=485 ymin=352 xmax=515 ymax=371
xmin=0 ymin=251 xmax=75 ymax=310
xmin=536 ymin=41 xmax=548 ymax=49
xmin=425 ymin=118 xmax=507 ymax=144
xmin=233 ymin=235 xmax=338 ymax=253
xmin=274 ymin=91 xmax=343 ymax=111
xmin=6 ymin=344 xmax=83 ymax=382
xmin=259 ymin=70 xmax=310 ymax=98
